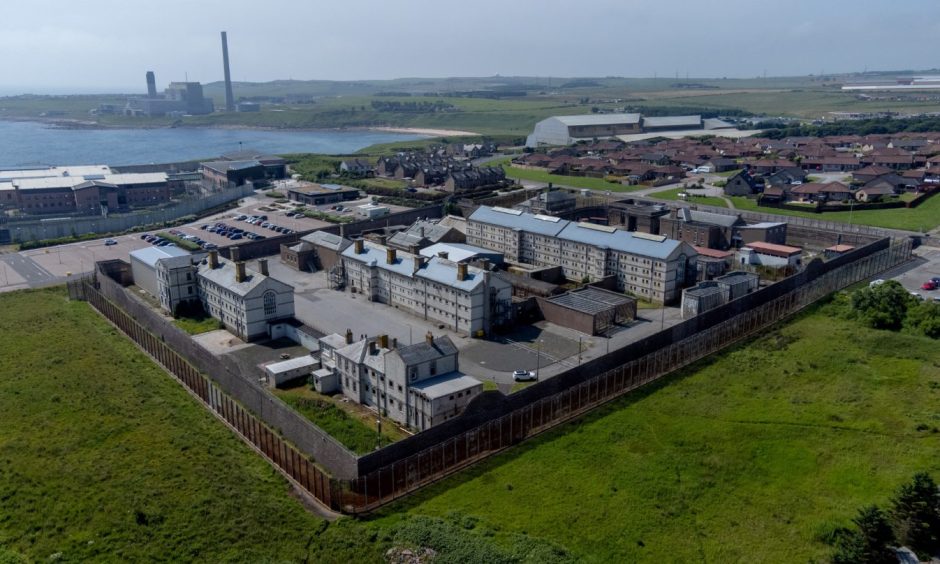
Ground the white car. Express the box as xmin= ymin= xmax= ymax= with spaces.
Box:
xmin=869 ymin=279 xmax=886 ymax=288
xmin=512 ymin=370 xmax=537 ymax=382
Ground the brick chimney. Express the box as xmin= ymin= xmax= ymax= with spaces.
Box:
xmin=208 ymin=250 xmax=219 ymax=269
xmin=386 ymin=248 xmax=396 ymax=264
xmin=235 ymin=262 xmax=247 ymax=283
xmin=425 ymin=331 xmax=434 ymax=345
xmin=457 ymin=262 xmax=468 ymax=281
xmin=258 ymin=258 xmax=269 ymax=276
xmin=354 ymin=239 xmax=364 ymax=254
xmin=230 ymin=245 xmax=241 ymax=262
xmin=345 ymin=328 xmax=353 ymax=344
xmin=378 ymin=334 xmax=388 ymax=349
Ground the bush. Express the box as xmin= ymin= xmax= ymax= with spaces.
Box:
xmin=890 ymin=472 xmax=940 ymax=558
xmin=849 ymin=281 xmax=916 ymax=331
xmin=831 ymin=505 xmax=897 ymax=564
xmin=904 ymin=302 xmax=940 ymax=338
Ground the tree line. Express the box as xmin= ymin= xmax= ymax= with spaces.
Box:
xmin=759 ymin=116 xmax=940 ymax=138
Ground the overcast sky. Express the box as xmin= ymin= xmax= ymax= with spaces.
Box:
xmin=2 ymin=0 xmax=938 ymax=94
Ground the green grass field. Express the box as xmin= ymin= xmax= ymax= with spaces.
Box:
xmin=273 ymin=385 xmax=407 ymax=454
xmin=504 ymin=166 xmax=640 ymax=193
xmin=729 ymin=194 xmax=940 ymax=231
xmin=5 ymin=287 xmax=940 ymax=562
xmin=652 ymin=187 xmax=729 ymax=207
xmin=0 ymin=288 xmax=328 ymax=562
xmin=172 ymin=313 xmax=221 ymax=335
xmin=371 ymin=301 xmax=940 ymax=562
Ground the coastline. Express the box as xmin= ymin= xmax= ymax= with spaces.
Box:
xmin=0 ymin=116 xmax=478 ymax=138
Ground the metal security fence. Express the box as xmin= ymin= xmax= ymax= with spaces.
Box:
xmin=70 ymin=275 xmax=342 ymax=510
xmin=70 ymin=237 xmax=911 ymax=514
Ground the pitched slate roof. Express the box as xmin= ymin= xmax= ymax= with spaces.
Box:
xmin=396 ymin=336 xmax=458 ymax=366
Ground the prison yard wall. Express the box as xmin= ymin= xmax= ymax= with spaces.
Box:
xmin=0 ymin=185 xmax=255 ymax=244
xmin=85 ymin=266 xmax=360 ymax=480
xmin=75 ymin=233 xmax=911 ymax=513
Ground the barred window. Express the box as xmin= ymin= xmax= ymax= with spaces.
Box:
xmin=263 ymin=291 xmax=277 ymax=315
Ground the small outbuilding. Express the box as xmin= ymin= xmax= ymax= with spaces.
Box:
xmin=538 ymin=286 xmax=637 ymax=335
xmin=263 ymin=355 xmax=318 ymax=388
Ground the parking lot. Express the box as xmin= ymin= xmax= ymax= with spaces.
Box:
xmin=880 ymin=246 xmax=940 ymax=300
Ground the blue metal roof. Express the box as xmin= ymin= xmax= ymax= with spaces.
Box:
xmin=558 ymin=222 xmax=688 ymax=260
xmin=469 ymin=206 xmax=570 ymax=236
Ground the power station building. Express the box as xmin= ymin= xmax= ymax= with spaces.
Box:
xmin=125 ymin=76 xmax=215 ymax=117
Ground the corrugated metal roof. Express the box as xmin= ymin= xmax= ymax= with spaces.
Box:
xmin=643 ymin=115 xmax=702 ymax=128
xmin=553 ymin=113 xmax=641 ymax=126
xmin=301 ymin=230 xmax=351 ymax=252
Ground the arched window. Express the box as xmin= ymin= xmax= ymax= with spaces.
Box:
xmin=263 ymin=291 xmax=277 ymax=316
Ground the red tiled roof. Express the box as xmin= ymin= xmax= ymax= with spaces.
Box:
xmin=743 ymin=241 xmax=802 ymax=257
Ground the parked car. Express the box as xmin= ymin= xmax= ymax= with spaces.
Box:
xmin=230 ymin=234 xmax=243 ymax=240
xmin=869 ymin=279 xmax=886 ymax=288
xmin=931 ymin=277 xmax=940 ymax=285
xmin=512 ymin=370 xmax=537 ymax=382
xmin=910 ymin=292 xmax=924 ymax=300
xmin=922 ymin=281 xmax=937 ymax=291
xmin=140 ymin=233 xmax=151 ymax=239
xmin=104 ymin=238 xmax=117 ymax=246
xmin=236 ymin=215 xmax=247 ymax=221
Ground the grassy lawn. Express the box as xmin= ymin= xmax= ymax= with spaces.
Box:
xmin=730 ymin=194 xmax=940 ymax=231
xmin=273 ymin=385 xmax=407 ymax=453
xmin=373 ymin=302 xmax=940 ymax=562
xmin=652 ymin=187 xmax=729 ymax=208
xmin=503 ymin=165 xmax=641 ymax=193
xmin=172 ymin=313 xmax=220 ymax=335
xmin=0 ymin=288 xmax=334 ymax=562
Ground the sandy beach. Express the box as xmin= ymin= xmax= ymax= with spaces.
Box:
xmin=371 ymin=126 xmax=479 ymax=137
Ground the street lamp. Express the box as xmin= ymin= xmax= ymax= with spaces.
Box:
xmin=535 ymin=339 xmax=544 ymax=378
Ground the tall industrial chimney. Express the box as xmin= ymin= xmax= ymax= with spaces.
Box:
xmin=220 ymin=31 xmax=235 ymax=112
xmin=146 ymin=71 xmax=157 ymax=98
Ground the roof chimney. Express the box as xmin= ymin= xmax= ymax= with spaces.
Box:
xmin=378 ymin=334 xmax=389 ymax=349
xmin=369 ymin=340 xmax=377 ymax=354
xmin=457 ymin=262 xmax=468 ymax=281
xmin=345 ymin=328 xmax=353 ymax=345
xmin=230 ymin=245 xmax=241 ymax=262
xmin=259 ymin=258 xmax=269 ymax=276
xmin=425 ymin=331 xmax=434 ymax=345
xmin=386 ymin=248 xmax=397 ymax=264
xmin=438 ymin=251 xmax=449 ymax=259
xmin=235 ymin=261 xmax=247 ymax=283
xmin=208 ymin=250 xmax=219 ymax=269
xmin=354 ymin=239 xmax=364 ymax=254
xmin=391 ymin=337 xmax=398 ymax=349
